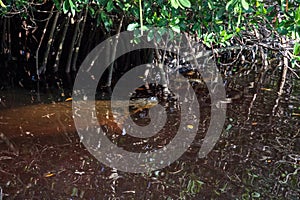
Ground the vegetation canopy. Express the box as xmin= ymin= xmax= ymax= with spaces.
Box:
xmin=0 ymin=0 xmax=299 ymax=80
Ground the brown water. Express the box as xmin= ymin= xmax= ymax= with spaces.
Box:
xmin=0 ymin=69 xmax=299 ymax=199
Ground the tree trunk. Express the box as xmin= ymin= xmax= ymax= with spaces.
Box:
xmin=154 ymin=47 xmax=170 ymax=97
xmin=0 ymin=17 xmax=5 ymax=54
xmin=53 ymin=15 xmax=70 ymax=72
xmin=40 ymin=8 xmax=60 ymax=75
xmin=71 ymin=4 xmax=88 ymax=72
xmin=65 ymin=12 xmax=82 ymax=73
xmin=35 ymin=4 xmax=54 ymax=101
xmin=7 ymin=17 xmax=11 ymax=60
xmin=107 ymin=15 xmax=124 ymax=87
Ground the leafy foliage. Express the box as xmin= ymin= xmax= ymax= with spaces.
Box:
xmin=0 ymin=0 xmax=299 ymax=59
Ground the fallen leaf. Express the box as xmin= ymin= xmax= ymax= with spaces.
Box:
xmin=44 ymin=173 xmax=55 ymax=177
xmin=260 ymin=88 xmax=272 ymax=91
xmin=187 ymin=124 xmax=193 ymax=129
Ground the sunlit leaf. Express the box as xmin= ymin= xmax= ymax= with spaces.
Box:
xmin=295 ymin=6 xmax=300 ymax=23
xmin=260 ymin=87 xmax=272 ymax=91
xmin=241 ymin=0 xmax=249 ymax=10
xmin=208 ymin=0 xmax=213 ymax=10
xmin=195 ymin=180 xmax=204 ymax=186
xmin=154 ymin=170 xmax=160 ymax=176
xmin=0 ymin=0 xmax=6 ymax=8
xmin=187 ymin=124 xmax=193 ymax=129
xmin=178 ymin=0 xmax=191 ymax=8
xmin=171 ymin=25 xmax=180 ymax=33
xmin=252 ymin=192 xmax=261 ymax=198
xmin=226 ymin=0 xmax=236 ymax=11
xmin=170 ymin=0 xmax=179 ymax=9
xmin=127 ymin=23 xmax=139 ymax=31
xmin=226 ymin=124 xmax=232 ymax=131
xmin=68 ymin=0 xmax=75 ymax=16
xmin=293 ymin=42 xmax=300 ymax=55
xmin=44 ymin=172 xmax=55 ymax=177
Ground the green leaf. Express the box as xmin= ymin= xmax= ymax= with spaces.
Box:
xmin=266 ymin=6 xmax=275 ymax=14
xmin=225 ymin=33 xmax=233 ymax=40
xmin=63 ymin=1 xmax=70 ymax=14
xmin=68 ymin=0 xmax=75 ymax=16
xmin=226 ymin=0 xmax=236 ymax=11
xmin=53 ymin=0 xmax=61 ymax=10
xmin=295 ymin=6 xmax=300 ymax=22
xmin=89 ymin=7 xmax=95 ymax=16
xmin=127 ymin=23 xmax=139 ymax=31
xmin=293 ymin=55 xmax=300 ymax=61
xmin=226 ymin=124 xmax=233 ymax=131
xmin=252 ymin=192 xmax=261 ymax=198
xmin=241 ymin=0 xmax=249 ymax=10
xmin=158 ymin=27 xmax=168 ymax=36
xmin=142 ymin=26 xmax=149 ymax=32
xmin=172 ymin=17 xmax=180 ymax=25
xmin=68 ymin=0 xmax=74 ymax=8
xmin=0 ymin=0 xmax=6 ymax=8
xmin=293 ymin=42 xmax=300 ymax=55
xmin=208 ymin=0 xmax=213 ymax=10
xmin=178 ymin=0 xmax=191 ymax=8
xmin=171 ymin=25 xmax=180 ymax=33
xmin=106 ymin=0 xmax=114 ymax=12
xmin=99 ymin=12 xmax=107 ymax=26
xmin=71 ymin=187 xmax=78 ymax=197
xmin=170 ymin=0 xmax=179 ymax=9
xmin=195 ymin=180 xmax=204 ymax=186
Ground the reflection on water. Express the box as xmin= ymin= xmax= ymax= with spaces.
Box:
xmin=0 ymin=69 xmax=299 ymax=199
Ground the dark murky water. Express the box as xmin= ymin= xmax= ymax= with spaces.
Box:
xmin=0 ymin=69 xmax=299 ymax=199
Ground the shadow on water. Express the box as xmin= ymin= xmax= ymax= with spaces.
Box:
xmin=0 ymin=68 xmax=299 ymax=199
